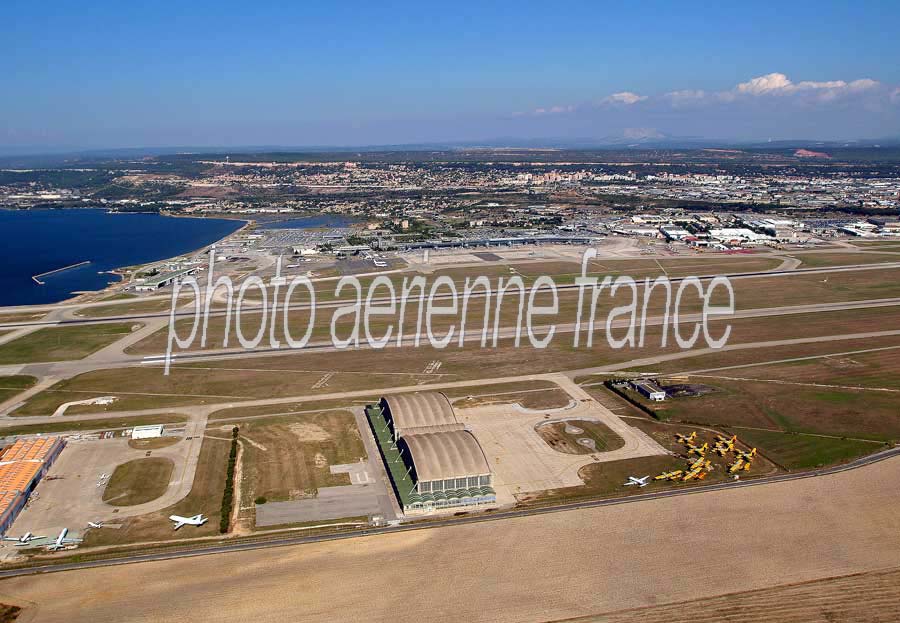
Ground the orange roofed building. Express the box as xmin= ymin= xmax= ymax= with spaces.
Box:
xmin=0 ymin=437 xmax=65 ymax=535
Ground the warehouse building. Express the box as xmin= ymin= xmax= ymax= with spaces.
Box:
xmin=131 ymin=424 xmax=164 ymax=439
xmin=0 ymin=437 xmax=65 ymax=535
xmin=370 ymin=392 xmax=495 ymax=514
xmin=631 ymin=379 xmax=667 ymax=401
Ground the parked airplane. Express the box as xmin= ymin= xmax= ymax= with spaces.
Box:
xmin=623 ymin=476 xmax=650 ymax=487
xmin=1 ymin=532 xmax=44 ymax=546
xmin=736 ymin=448 xmax=757 ymax=462
xmin=87 ymin=521 xmax=104 ymax=529
xmin=654 ymin=470 xmax=684 ymax=481
xmin=46 ymin=528 xmax=82 ymax=551
xmin=687 ymin=442 xmax=709 ymax=457
xmin=169 ymin=514 xmax=208 ymax=530
xmin=675 ymin=432 xmax=696 ymax=444
xmin=713 ymin=435 xmax=738 ymax=456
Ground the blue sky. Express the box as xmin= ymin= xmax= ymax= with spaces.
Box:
xmin=3 ymin=1 xmax=899 ymax=151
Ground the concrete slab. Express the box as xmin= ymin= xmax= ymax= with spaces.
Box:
xmin=10 ymin=432 xmax=196 ymax=536
xmin=255 ymin=484 xmax=381 ymax=526
xmin=330 ymin=461 xmax=373 ymax=485
xmin=455 ymin=374 xmax=667 ymax=505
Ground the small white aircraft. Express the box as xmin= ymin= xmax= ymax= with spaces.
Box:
xmin=169 ymin=514 xmax=208 ymax=530
xmin=87 ymin=521 xmax=104 ymax=529
xmin=623 ymin=475 xmax=651 ymax=488
xmin=46 ymin=528 xmax=82 ymax=551
xmin=1 ymin=532 xmax=45 ymax=546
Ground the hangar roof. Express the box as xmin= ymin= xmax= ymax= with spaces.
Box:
xmin=382 ymin=392 xmax=459 ymax=435
xmin=402 ymin=430 xmax=491 ymax=482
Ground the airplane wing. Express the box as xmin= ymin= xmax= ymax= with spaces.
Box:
xmin=172 ymin=520 xmax=187 ymax=530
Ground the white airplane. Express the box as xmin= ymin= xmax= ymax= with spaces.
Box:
xmin=87 ymin=521 xmax=104 ymax=529
xmin=169 ymin=514 xmax=208 ymax=530
xmin=623 ymin=475 xmax=651 ymax=488
xmin=46 ymin=528 xmax=82 ymax=551
xmin=1 ymin=532 xmax=45 ymax=546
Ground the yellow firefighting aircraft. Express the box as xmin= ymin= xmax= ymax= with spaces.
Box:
xmin=687 ymin=442 xmax=709 ymax=457
xmin=654 ymin=470 xmax=684 ymax=481
xmin=675 ymin=432 xmax=697 ymax=444
xmin=736 ymin=447 xmax=757 ymax=462
xmin=713 ymin=435 xmax=737 ymax=455
xmin=682 ymin=465 xmax=708 ymax=481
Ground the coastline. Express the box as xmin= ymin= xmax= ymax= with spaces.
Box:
xmin=0 ymin=210 xmax=251 ymax=310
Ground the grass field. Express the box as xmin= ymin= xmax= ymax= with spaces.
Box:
xmin=535 ymin=419 xmax=625 ymax=454
xmin=0 ymin=323 xmax=140 ymax=364
xmin=627 ymin=377 xmax=900 ymax=441
xmin=0 ymin=375 xmax=37 ymax=403
xmin=83 ymin=436 xmax=230 ymax=546
xmin=694 ymin=346 xmax=900 ymax=390
xmin=789 ymin=251 xmax=900 ymax=268
xmin=102 ymin=457 xmax=174 ymax=506
xmin=728 ymin=428 xmax=881 ymax=469
xmin=235 ymin=411 xmax=366 ymax=503
xmin=128 ymin=437 xmax=181 ymax=450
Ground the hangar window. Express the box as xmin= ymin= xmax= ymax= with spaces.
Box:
xmin=432 ymin=480 xmax=443 ymax=492
xmin=444 ymin=479 xmax=455 ymax=490
xmin=467 ymin=476 xmax=479 ymax=488
xmin=480 ymin=475 xmax=491 ymax=486
xmin=420 ymin=481 xmax=432 ymax=493
xmin=455 ymin=478 xmax=467 ymax=489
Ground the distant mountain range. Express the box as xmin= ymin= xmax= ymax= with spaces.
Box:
xmin=2 ymin=134 xmax=900 ymax=166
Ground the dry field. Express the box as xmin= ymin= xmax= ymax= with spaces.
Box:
xmin=235 ymin=411 xmax=366 ymax=502
xmin=583 ymin=566 xmax=900 ymax=623
xmin=2 ymin=455 xmax=899 ymax=623
xmin=14 ymin=304 xmax=900 ymax=416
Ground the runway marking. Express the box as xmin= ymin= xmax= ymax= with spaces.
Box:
xmin=312 ymin=373 xmax=334 ymax=389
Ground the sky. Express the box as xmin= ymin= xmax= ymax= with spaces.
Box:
xmin=3 ymin=0 xmax=900 ymax=152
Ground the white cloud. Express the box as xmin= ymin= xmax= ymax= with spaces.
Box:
xmin=733 ymin=73 xmax=880 ymax=100
xmin=602 ymin=91 xmax=647 ymax=105
xmin=521 ymin=73 xmax=893 ymax=119
xmin=736 ymin=72 xmax=794 ymax=95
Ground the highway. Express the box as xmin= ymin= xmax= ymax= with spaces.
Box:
xmin=0 ymin=444 xmax=896 ymax=579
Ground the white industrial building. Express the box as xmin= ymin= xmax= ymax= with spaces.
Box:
xmin=131 ymin=425 xmax=164 ymax=439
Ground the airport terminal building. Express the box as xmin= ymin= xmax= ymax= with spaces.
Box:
xmin=372 ymin=392 xmax=495 ymax=514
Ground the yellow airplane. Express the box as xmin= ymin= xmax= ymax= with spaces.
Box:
xmin=713 ymin=435 xmax=737 ymax=455
xmin=687 ymin=442 xmax=709 ymax=457
xmin=687 ymin=456 xmax=710 ymax=471
xmin=736 ymin=447 xmax=757 ymax=462
xmin=681 ymin=466 xmax=708 ymax=481
xmin=654 ymin=470 xmax=684 ymax=481
xmin=728 ymin=458 xmax=746 ymax=474
xmin=675 ymin=432 xmax=696 ymax=444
